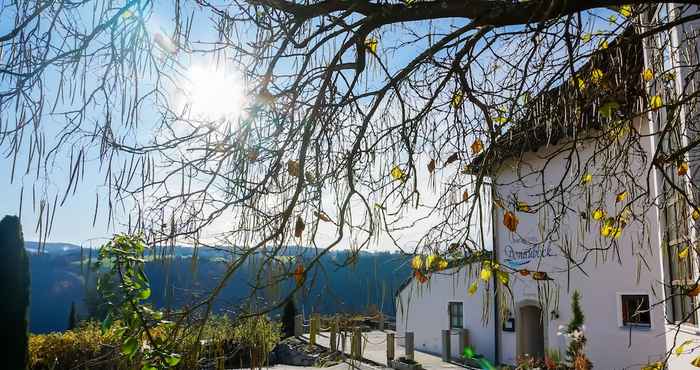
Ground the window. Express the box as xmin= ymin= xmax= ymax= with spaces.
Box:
xmin=661 ymin=120 xmax=696 ymax=325
xmin=621 ymin=295 xmax=651 ymax=327
xmin=449 ymin=302 xmax=463 ymax=329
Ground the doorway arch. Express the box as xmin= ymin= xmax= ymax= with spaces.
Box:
xmin=516 ymin=301 xmax=546 ymax=360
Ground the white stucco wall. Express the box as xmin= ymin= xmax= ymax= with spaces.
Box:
xmin=490 ymin=116 xmax=671 ymax=369
xmin=396 ymin=266 xmax=496 ymax=363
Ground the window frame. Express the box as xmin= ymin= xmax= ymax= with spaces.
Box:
xmin=618 ymin=293 xmax=652 ymax=329
xmin=448 ymin=301 xmax=463 ymax=329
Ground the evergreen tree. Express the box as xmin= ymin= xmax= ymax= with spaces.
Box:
xmin=565 ymin=291 xmax=592 ymax=369
xmin=0 ymin=215 xmax=30 ymax=369
xmin=68 ymin=301 xmax=78 ymax=330
xmin=281 ymin=299 xmax=297 ymax=338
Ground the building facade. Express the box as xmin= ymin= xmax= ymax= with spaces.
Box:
xmin=397 ymin=4 xmax=700 ymax=369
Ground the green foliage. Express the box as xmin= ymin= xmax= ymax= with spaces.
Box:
xmin=0 ymin=215 xmax=30 ymax=369
xmin=564 ymin=291 xmax=592 ymax=369
xmin=29 ymin=322 xmax=122 ymax=370
xmin=95 ymin=234 xmax=181 ymax=370
xmin=281 ymin=299 xmax=297 ymax=338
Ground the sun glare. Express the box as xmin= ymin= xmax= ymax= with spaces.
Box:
xmin=178 ymin=64 xmax=248 ymax=122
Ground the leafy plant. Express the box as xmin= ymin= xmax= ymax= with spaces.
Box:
xmin=0 ymin=215 xmax=30 ymax=369
xmin=95 ymin=234 xmax=182 ymax=370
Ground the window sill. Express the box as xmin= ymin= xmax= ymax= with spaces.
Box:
xmin=621 ymin=324 xmax=652 ymax=331
xmin=665 ymin=323 xmax=700 ymax=335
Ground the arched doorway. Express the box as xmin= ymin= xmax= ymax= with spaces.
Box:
xmin=517 ymin=304 xmax=545 ymax=360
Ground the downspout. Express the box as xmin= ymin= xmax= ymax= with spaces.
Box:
xmin=489 ymin=179 xmax=501 ymax=365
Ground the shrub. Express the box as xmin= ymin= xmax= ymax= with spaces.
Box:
xmin=28 ymin=322 xmax=122 ymax=370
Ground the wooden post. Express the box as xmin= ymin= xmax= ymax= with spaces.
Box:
xmin=330 ymin=321 xmax=338 ymax=351
xmin=294 ymin=314 xmax=303 ymax=337
xmin=310 ymin=314 xmax=320 ymax=345
xmin=378 ymin=312 xmax=385 ymax=331
xmin=387 ymin=332 xmax=395 ymax=365
xmin=441 ymin=329 xmax=451 ymax=362
xmin=352 ymin=327 xmax=362 ymax=360
xmin=405 ymin=331 xmax=414 ymax=361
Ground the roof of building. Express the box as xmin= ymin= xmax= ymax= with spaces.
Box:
xmin=469 ymin=28 xmax=645 ymax=174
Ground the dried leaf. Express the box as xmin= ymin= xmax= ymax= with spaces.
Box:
xmin=688 ymin=284 xmax=700 ymax=297
xmin=445 ymin=152 xmax=460 ymax=165
xmin=294 ymin=264 xmax=305 ymax=287
xmin=532 ymin=271 xmax=549 ymax=281
xmin=427 ymin=159 xmax=436 ymax=173
xmin=294 ymin=215 xmax=305 ymax=238
xmin=247 ymin=149 xmax=259 ymax=161
xmin=678 ymin=162 xmax=689 ymax=176
xmin=287 ymin=160 xmax=300 ymax=177
xmin=462 ymin=190 xmax=469 ymax=202
xmin=599 ymin=40 xmax=609 ymax=50
xmin=692 ymin=209 xmax=700 ymax=221
xmin=315 ymin=211 xmax=332 ymax=222
xmin=471 ymin=139 xmax=484 ymax=155
xmin=503 ymin=211 xmax=519 ymax=232
xmin=518 ymin=269 xmax=530 ymax=276
xmin=414 ymin=270 xmax=428 ymax=284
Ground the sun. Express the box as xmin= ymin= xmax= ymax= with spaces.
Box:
xmin=178 ymin=64 xmax=248 ymax=122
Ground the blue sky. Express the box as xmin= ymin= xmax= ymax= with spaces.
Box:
xmin=0 ymin=2 xmax=619 ymax=247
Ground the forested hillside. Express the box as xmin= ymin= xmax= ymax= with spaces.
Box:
xmin=27 ymin=242 xmax=411 ymax=333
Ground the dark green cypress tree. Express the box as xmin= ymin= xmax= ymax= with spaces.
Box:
xmin=281 ymin=299 xmax=297 ymax=338
xmin=0 ymin=215 xmax=30 ymax=369
xmin=68 ymin=301 xmax=78 ymax=330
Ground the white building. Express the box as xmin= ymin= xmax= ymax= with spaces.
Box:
xmin=397 ymin=5 xmax=700 ymax=369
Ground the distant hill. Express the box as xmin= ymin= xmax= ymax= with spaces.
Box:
xmin=25 ymin=241 xmax=411 ymax=334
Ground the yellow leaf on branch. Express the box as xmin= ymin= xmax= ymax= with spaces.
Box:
xmin=643 ymin=68 xmax=654 ymax=82
xmin=676 ymin=340 xmax=694 ymax=356
xmin=451 ymin=91 xmax=463 ymax=108
xmin=496 ymin=270 xmax=509 ymax=285
xmin=693 ymin=209 xmax=700 ymax=221
xmin=516 ymin=201 xmax=530 ymax=213
xmin=468 ymin=281 xmax=478 ymax=295
xmin=619 ymin=5 xmax=633 ymax=17
xmin=411 ymin=255 xmax=423 ymax=270
xmin=679 ymin=246 xmax=690 ymax=259
xmin=650 ymin=95 xmax=664 ymax=110
xmin=480 ymin=267 xmax=492 ymax=281
xmin=364 ymin=37 xmax=378 ymax=53
xmin=678 ymin=162 xmax=689 ymax=176
xmin=616 ymin=191 xmax=628 ymax=203
xmin=581 ymin=173 xmax=592 ymax=185
xmin=391 ymin=165 xmax=407 ymax=182
xmin=592 ymin=209 xmax=606 ymax=221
